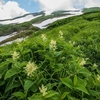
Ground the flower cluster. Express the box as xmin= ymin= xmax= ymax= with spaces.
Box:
xmin=79 ymin=58 xmax=86 ymax=66
xmin=16 ymin=38 xmax=21 ymax=44
xmin=49 ymin=40 xmax=57 ymax=51
xmin=97 ymin=74 xmax=100 ymax=81
xmin=39 ymin=84 xmax=47 ymax=96
xmin=69 ymin=41 xmax=75 ymax=45
xmin=41 ymin=34 xmax=47 ymax=41
xmin=59 ymin=30 xmax=63 ymax=39
xmin=93 ymin=63 xmax=98 ymax=68
xmin=12 ymin=51 xmax=19 ymax=61
xmin=25 ymin=61 xmax=37 ymax=77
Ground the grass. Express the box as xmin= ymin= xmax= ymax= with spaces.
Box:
xmin=0 ymin=11 xmax=100 ymax=100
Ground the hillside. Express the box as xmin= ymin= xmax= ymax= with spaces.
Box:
xmin=0 ymin=11 xmax=100 ymax=100
xmin=0 ymin=10 xmax=82 ymax=45
xmin=83 ymin=7 xmax=100 ymax=13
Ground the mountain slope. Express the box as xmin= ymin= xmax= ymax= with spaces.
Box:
xmin=0 ymin=11 xmax=100 ymax=100
xmin=0 ymin=10 xmax=82 ymax=45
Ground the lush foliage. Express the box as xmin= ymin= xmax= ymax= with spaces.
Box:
xmin=0 ymin=11 xmax=71 ymax=36
xmin=0 ymin=11 xmax=100 ymax=100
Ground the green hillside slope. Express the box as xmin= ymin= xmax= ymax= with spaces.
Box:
xmin=0 ymin=11 xmax=100 ymax=100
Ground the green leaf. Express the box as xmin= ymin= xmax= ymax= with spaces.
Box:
xmin=13 ymin=92 xmax=25 ymax=99
xmin=30 ymin=84 xmax=38 ymax=92
xmin=24 ymin=80 xmax=34 ymax=92
xmin=55 ymin=63 xmax=64 ymax=72
xmin=45 ymin=90 xmax=59 ymax=98
xmin=75 ymin=84 xmax=89 ymax=95
xmin=61 ymin=92 xmax=70 ymax=100
xmin=79 ymin=68 xmax=91 ymax=76
xmin=0 ymin=61 xmax=9 ymax=79
xmin=28 ymin=94 xmax=43 ymax=100
xmin=77 ymin=77 xmax=87 ymax=87
xmin=5 ymin=80 xmax=20 ymax=93
xmin=68 ymin=96 xmax=79 ymax=100
xmin=90 ymin=90 xmax=100 ymax=96
xmin=60 ymin=78 xmax=73 ymax=89
xmin=74 ymin=75 xmax=77 ymax=86
xmin=4 ymin=67 xmax=19 ymax=80
xmin=0 ymin=81 xmax=5 ymax=86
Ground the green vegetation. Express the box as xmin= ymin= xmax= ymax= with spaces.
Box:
xmin=0 ymin=11 xmax=100 ymax=100
xmin=0 ymin=11 xmax=71 ymax=36
xmin=0 ymin=22 xmax=40 ymax=36
xmin=83 ymin=7 xmax=100 ymax=13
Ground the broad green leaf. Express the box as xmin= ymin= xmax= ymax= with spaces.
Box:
xmin=5 ymin=80 xmax=20 ymax=93
xmin=13 ymin=92 xmax=25 ymax=99
xmin=4 ymin=67 xmax=19 ymax=80
xmin=0 ymin=61 xmax=9 ymax=79
xmin=68 ymin=96 xmax=79 ymax=100
xmin=0 ymin=81 xmax=5 ymax=86
xmin=45 ymin=90 xmax=59 ymax=98
xmin=75 ymin=84 xmax=89 ymax=95
xmin=28 ymin=94 xmax=43 ymax=100
xmin=30 ymin=84 xmax=38 ymax=92
xmin=24 ymin=80 xmax=34 ymax=92
xmin=79 ymin=68 xmax=91 ymax=76
xmin=61 ymin=92 xmax=70 ymax=99
xmin=60 ymin=78 xmax=73 ymax=89
xmin=77 ymin=77 xmax=87 ymax=87
xmin=74 ymin=75 xmax=77 ymax=86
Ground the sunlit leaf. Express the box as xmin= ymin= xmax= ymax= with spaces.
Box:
xmin=24 ymin=79 xmax=34 ymax=92
xmin=75 ymin=84 xmax=89 ymax=95
xmin=4 ymin=67 xmax=19 ymax=80
xmin=13 ymin=92 xmax=25 ymax=99
xmin=60 ymin=77 xmax=73 ymax=89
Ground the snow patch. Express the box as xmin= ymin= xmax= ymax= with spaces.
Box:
xmin=0 ymin=32 xmax=17 ymax=42
xmin=0 ymin=15 xmax=42 ymax=24
xmin=32 ymin=11 xmax=82 ymax=29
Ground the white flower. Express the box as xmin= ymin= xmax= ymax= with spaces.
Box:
xmin=49 ymin=40 xmax=57 ymax=51
xmin=41 ymin=34 xmax=47 ymax=41
xmin=93 ymin=63 xmax=98 ymax=68
xmin=69 ymin=41 xmax=75 ymax=45
xmin=59 ymin=30 xmax=63 ymax=39
xmin=39 ymin=84 xmax=47 ymax=96
xmin=80 ymin=58 xmax=86 ymax=66
xmin=12 ymin=51 xmax=19 ymax=61
xmin=25 ymin=61 xmax=37 ymax=77
xmin=97 ymin=74 xmax=100 ymax=81
xmin=16 ymin=38 xmax=21 ymax=44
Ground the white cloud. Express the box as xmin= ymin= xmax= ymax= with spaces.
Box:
xmin=0 ymin=1 xmax=28 ymax=19
xmin=36 ymin=0 xmax=75 ymax=11
xmin=85 ymin=0 xmax=100 ymax=8
xmin=35 ymin=0 xmax=100 ymax=12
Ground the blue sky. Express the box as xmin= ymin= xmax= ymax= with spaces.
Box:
xmin=4 ymin=0 xmax=40 ymax=13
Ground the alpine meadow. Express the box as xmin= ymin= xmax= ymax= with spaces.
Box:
xmin=0 ymin=8 xmax=100 ymax=100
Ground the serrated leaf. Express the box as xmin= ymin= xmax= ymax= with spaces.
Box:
xmin=60 ymin=78 xmax=73 ymax=89
xmin=75 ymin=84 xmax=89 ymax=95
